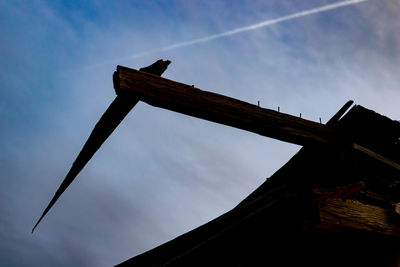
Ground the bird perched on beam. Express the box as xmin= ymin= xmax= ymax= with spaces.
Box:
xmin=139 ymin=59 xmax=171 ymax=76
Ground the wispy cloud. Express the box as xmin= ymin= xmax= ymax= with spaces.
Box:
xmin=81 ymin=0 xmax=366 ymax=70
xmin=125 ymin=0 xmax=366 ymax=59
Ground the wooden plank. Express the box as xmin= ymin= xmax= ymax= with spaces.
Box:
xmin=114 ymin=65 xmax=400 ymax=171
xmin=353 ymin=143 xmax=400 ymax=170
xmin=326 ymin=100 xmax=353 ymax=126
xmin=319 ymin=198 xmax=400 ymax=237
xmin=115 ymin=65 xmax=335 ymax=147
xmin=32 ymin=60 xmax=171 ymax=233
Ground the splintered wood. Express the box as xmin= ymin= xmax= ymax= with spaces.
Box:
xmin=318 ymin=198 xmax=400 ymax=237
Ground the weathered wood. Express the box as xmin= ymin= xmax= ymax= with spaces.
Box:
xmin=353 ymin=143 xmax=400 ymax=170
xmin=115 ymin=65 xmax=335 ymax=147
xmin=318 ymin=198 xmax=400 ymax=237
xmin=115 ymin=66 xmax=400 ymax=171
xmin=393 ymin=203 xmax=400 ymax=216
xmin=326 ymin=100 xmax=353 ymax=126
xmin=312 ymin=181 xmax=366 ymax=201
xmin=32 ymin=60 xmax=171 ymax=233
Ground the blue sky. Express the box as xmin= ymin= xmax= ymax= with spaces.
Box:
xmin=1 ymin=0 xmax=399 ymax=266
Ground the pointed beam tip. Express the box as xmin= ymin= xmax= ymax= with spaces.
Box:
xmin=113 ymin=71 xmax=120 ymax=94
xmin=34 ymin=59 xmax=172 ymax=232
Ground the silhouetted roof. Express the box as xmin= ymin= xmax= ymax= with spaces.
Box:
xmin=117 ymin=105 xmax=400 ymax=267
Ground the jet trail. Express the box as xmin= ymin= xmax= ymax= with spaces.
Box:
xmin=80 ymin=0 xmax=365 ymax=70
xmin=126 ymin=0 xmax=366 ymax=59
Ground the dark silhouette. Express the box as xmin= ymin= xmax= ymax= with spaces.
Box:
xmin=32 ymin=60 xmax=171 ymax=233
xmin=139 ymin=59 xmax=171 ymax=75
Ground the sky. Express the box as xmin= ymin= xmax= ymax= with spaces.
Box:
xmin=1 ymin=0 xmax=399 ymax=266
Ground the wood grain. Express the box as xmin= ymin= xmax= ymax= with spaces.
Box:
xmin=319 ymin=198 xmax=400 ymax=237
xmin=115 ymin=65 xmax=335 ymax=147
xmin=114 ymin=65 xmax=400 ymax=171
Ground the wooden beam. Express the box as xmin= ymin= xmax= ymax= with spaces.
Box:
xmin=353 ymin=143 xmax=400 ymax=170
xmin=32 ymin=61 xmax=171 ymax=233
xmin=114 ymin=65 xmax=400 ymax=171
xmin=114 ymin=65 xmax=336 ymax=147
xmin=326 ymin=100 xmax=353 ymax=126
xmin=318 ymin=198 xmax=400 ymax=237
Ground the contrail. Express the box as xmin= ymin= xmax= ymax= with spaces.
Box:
xmin=127 ymin=0 xmax=365 ymax=58
xmin=83 ymin=0 xmax=366 ymax=69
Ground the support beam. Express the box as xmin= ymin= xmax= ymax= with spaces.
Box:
xmin=114 ymin=65 xmax=336 ymax=147
xmin=32 ymin=60 xmax=171 ymax=233
xmin=114 ymin=65 xmax=400 ymax=171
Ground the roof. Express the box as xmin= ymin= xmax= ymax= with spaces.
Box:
xmin=117 ymin=104 xmax=400 ymax=266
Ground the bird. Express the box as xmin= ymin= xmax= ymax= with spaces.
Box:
xmin=139 ymin=59 xmax=171 ymax=76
